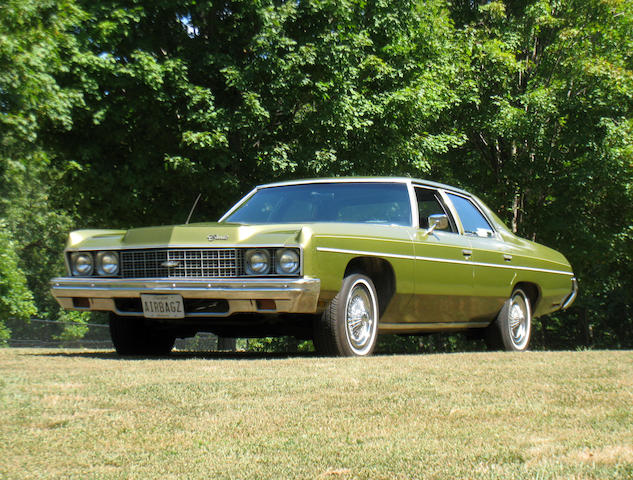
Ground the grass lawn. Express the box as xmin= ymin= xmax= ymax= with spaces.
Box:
xmin=0 ymin=349 xmax=631 ymax=479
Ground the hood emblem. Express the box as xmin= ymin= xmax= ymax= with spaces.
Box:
xmin=161 ymin=260 xmax=180 ymax=268
xmin=207 ymin=234 xmax=229 ymax=242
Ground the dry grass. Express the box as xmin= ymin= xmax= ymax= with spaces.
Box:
xmin=0 ymin=349 xmax=631 ymax=479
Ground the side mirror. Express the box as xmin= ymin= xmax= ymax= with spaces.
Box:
xmin=425 ymin=214 xmax=448 ymax=235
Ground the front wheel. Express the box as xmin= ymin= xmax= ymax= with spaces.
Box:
xmin=313 ymin=274 xmax=379 ymax=356
xmin=486 ymin=288 xmax=532 ymax=352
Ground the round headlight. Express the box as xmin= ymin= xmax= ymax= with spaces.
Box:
xmin=71 ymin=252 xmax=93 ymax=276
xmin=96 ymin=251 xmax=119 ymax=276
xmin=276 ymin=249 xmax=300 ymax=275
xmin=245 ymin=249 xmax=271 ymax=275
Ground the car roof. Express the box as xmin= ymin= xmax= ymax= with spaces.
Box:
xmin=257 ymin=177 xmax=472 ymax=197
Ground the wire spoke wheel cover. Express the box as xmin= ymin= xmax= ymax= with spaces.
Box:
xmin=313 ymin=274 xmax=379 ymax=357
xmin=485 ymin=287 xmax=533 ymax=352
xmin=345 ymin=281 xmax=376 ymax=354
xmin=508 ymin=292 xmax=530 ymax=349
xmin=504 ymin=289 xmax=531 ymax=351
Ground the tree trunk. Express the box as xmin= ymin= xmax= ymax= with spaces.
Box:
xmin=511 ymin=190 xmax=523 ymax=233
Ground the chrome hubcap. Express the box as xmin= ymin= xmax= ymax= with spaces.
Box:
xmin=509 ymin=291 xmax=530 ymax=349
xmin=345 ymin=282 xmax=375 ymax=354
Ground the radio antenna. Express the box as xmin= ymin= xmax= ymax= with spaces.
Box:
xmin=185 ymin=193 xmax=202 ymax=224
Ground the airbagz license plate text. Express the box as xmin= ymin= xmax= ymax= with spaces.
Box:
xmin=140 ymin=294 xmax=185 ymax=319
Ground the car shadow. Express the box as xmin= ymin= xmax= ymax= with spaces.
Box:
xmin=26 ymin=350 xmax=319 ymax=361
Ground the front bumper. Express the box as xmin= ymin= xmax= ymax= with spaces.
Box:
xmin=50 ymin=277 xmax=321 ymax=318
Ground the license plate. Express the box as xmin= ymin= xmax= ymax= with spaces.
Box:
xmin=140 ymin=294 xmax=185 ymax=319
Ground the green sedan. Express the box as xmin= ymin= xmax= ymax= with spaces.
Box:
xmin=50 ymin=177 xmax=577 ymax=356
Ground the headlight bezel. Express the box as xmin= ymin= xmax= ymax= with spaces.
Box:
xmin=242 ymin=247 xmax=302 ymax=276
xmin=96 ymin=251 xmax=120 ymax=276
xmin=276 ymin=248 xmax=300 ymax=275
xmin=70 ymin=252 xmax=94 ymax=276
xmin=244 ymin=248 xmax=272 ymax=275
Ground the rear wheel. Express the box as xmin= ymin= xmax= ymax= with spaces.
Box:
xmin=485 ymin=288 xmax=532 ymax=352
xmin=313 ymin=274 xmax=379 ymax=356
xmin=109 ymin=314 xmax=175 ymax=356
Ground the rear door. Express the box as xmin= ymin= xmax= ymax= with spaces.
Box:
xmin=445 ymin=192 xmax=515 ymax=321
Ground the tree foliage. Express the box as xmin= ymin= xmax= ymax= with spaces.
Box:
xmin=0 ymin=0 xmax=83 ymax=335
xmin=49 ymin=0 xmax=469 ymax=227
xmin=0 ymin=225 xmax=36 ymax=344
xmin=0 ymin=0 xmax=632 ymax=348
xmin=443 ymin=0 xmax=633 ymax=347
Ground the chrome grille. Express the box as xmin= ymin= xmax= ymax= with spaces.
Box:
xmin=120 ymin=249 xmax=241 ymax=278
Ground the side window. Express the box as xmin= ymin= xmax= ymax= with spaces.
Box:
xmin=415 ymin=187 xmax=456 ymax=232
xmin=447 ymin=193 xmax=495 ymax=238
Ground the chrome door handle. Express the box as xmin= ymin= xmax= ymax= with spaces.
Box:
xmin=503 ymin=254 xmax=513 ymax=262
xmin=462 ymin=249 xmax=472 ymax=257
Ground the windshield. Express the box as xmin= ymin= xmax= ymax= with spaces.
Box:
xmin=223 ymin=182 xmax=412 ymax=226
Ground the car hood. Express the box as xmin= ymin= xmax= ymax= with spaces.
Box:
xmin=66 ymin=223 xmax=305 ymax=250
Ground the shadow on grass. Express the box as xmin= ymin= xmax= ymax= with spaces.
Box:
xmin=25 ymin=349 xmax=318 ymax=361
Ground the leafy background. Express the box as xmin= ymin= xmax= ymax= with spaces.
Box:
xmin=1 ymin=0 xmax=632 ymax=349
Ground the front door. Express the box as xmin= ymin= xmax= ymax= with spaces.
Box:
xmin=410 ymin=187 xmax=474 ymax=324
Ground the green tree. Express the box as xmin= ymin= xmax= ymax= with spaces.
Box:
xmin=444 ymin=0 xmax=633 ymax=347
xmin=50 ymin=0 xmax=470 ymax=227
xmin=0 ymin=226 xmax=37 ymax=344
xmin=0 ymin=0 xmax=86 ymax=335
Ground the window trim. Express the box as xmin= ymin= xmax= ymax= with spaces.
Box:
xmin=442 ymin=191 xmax=501 ymax=240
xmin=413 ymin=186 xmax=459 ymax=234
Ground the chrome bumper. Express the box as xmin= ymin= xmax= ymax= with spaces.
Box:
xmin=561 ymin=277 xmax=578 ymax=310
xmin=50 ymin=277 xmax=321 ymax=317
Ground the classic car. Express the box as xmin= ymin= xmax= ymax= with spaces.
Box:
xmin=50 ymin=177 xmax=577 ymax=356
